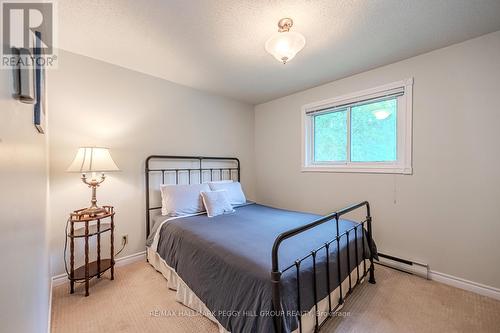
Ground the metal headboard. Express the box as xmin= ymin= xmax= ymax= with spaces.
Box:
xmin=145 ymin=155 xmax=240 ymax=238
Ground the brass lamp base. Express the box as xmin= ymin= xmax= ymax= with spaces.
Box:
xmin=79 ymin=172 xmax=107 ymax=216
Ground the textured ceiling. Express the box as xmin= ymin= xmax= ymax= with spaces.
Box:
xmin=57 ymin=0 xmax=500 ymax=104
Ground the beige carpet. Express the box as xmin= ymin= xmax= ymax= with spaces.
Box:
xmin=51 ymin=262 xmax=500 ymax=333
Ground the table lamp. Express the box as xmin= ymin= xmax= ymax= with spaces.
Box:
xmin=67 ymin=147 xmax=120 ymax=215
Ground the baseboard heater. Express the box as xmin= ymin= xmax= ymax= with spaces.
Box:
xmin=376 ymin=252 xmax=429 ymax=279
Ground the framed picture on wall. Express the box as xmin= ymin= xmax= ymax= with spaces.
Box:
xmin=11 ymin=47 xmax=37 ymax=104
xmin=34 ymin=31 xmax=46 ymax=134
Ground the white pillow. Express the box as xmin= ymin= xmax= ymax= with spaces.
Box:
xmin=160 ymin=183 xmax=210 ymax=216
xmin=208 ymin=181 xmax=246 ymax=205
xmin=200 ymin=190 xmax=235 ymax=218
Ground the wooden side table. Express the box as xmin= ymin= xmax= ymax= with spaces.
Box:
xmin=68 ymin=205 xmax=115 ymax=296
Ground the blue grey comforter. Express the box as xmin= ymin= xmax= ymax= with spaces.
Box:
xmin=147 ymin=204 xmax=376 ymax=333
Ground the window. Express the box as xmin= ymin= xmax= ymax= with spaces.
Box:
xmin=302 ymin=78 xmax=413 ymax=174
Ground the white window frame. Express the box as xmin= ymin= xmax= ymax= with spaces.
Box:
xmin=301 ymin=78 xmax=413 ymax=174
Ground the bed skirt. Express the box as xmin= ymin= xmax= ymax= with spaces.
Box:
xmin=147 ymin=247 xmax=367 ymax=333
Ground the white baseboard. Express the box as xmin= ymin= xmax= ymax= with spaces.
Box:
xmin=377 ymin=252 xmax=500 ymax=301
xmin=51 ymin=251 xmax=146 ymax=287
xmin=48 ymin=251 xmax=146 ymax=332
xmin=49 ymin=250 xmax=500 ymax=307
xmin=429 ymin=270 xmax=500 ymax=301
xmin=115 ymin=250 xmax=147 ymax=267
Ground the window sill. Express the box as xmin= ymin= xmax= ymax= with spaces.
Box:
xmin=301 ymin=165 xmax=412 ymax=175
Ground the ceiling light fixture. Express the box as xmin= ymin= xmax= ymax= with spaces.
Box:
xmin=265 ymin=18 xmax=306 ymax=64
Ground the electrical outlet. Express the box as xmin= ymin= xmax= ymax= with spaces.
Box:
xmin=122 ymin=234 xmax=128 ymax=246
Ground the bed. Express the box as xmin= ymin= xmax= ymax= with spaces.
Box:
xmin=145 ymin=156 xmax=377 ymax=333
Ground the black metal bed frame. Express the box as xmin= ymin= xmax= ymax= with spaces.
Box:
xmin=145 ymin=155 xmax=241 ymax=238
xmin=272 ymin=201 xmax=376 ymax=332
xmin=145 ymin=155 xmax=376 ymax=333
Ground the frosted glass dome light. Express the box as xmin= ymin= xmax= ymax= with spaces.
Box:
xmin=265 ymin=18 xmax=306 ymax=64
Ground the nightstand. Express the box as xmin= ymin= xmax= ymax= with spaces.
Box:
xmin=67 ymin=206 xmax=115 ymax=296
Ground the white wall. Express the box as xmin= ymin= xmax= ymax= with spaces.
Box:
xmin=254 ymin=31 xmax=500 ymax=289
xmin=48 ymin=50 xmax=256 ymax=276
xmin=0 ymin=67 xmax=49 ymax=330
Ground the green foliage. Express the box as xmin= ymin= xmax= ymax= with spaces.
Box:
xmin=313 ymin=99 xmax=397 ymax=162
xmin=314 ymin=109 xmax=347 ymax=161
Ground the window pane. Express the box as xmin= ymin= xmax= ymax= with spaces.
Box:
xmin=351 ymin=98 xmax=397 ymax=162
xmin=314 ymin=110 xmax=347 ymax=162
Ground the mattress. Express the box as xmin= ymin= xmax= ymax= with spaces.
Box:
xmin=146 ymin=203 xmax=375 ymax=333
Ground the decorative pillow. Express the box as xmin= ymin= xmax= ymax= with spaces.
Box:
xmin=200 ymin=190 xmax=235 ymax=218
xmin=160 ymin=183 xmax=210 ymax=216
xmin=208 ymin=181 xmax=246 ymax=205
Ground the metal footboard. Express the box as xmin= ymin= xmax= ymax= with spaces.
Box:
xmin=271 ymin=201 xmax=376 ymax=333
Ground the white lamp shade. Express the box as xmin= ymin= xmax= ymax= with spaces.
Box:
xmin=67 ymin=147 xmax=120 ymax=173
xmin=265 ymin=31 xmax=306 ymax=64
